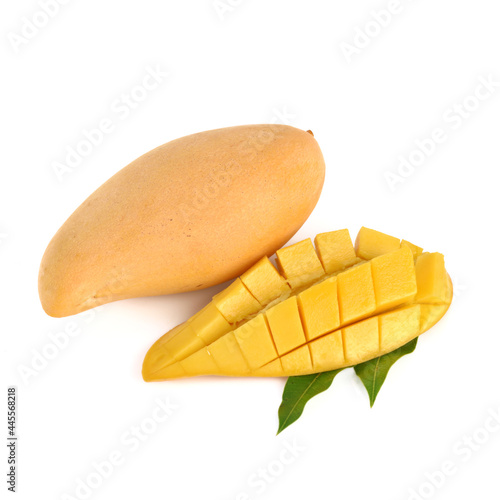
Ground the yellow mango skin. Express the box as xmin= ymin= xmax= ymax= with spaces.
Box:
xmin=39 ymin=125 xmax=325 ymax=317
xmin=143 ymin=228 xmax=452 ymax=380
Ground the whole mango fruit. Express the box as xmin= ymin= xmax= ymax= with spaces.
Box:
xmin=39 ymin=125 xmax=325 ymax=317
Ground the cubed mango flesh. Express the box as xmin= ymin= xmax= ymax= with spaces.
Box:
xmin=337 ymin=262 xmax=377 ymax=324
xmin=143 ymin=228 xmax=452 ymax=380
xmin=401 ymin=239 xmax=423 ymax=258
xmin=266 ymin=296 xmax=307 ymax=355
xmin=180 ymin=347 xmax=218 ymax=375
xmin=276 ymin=239 xmax=325 ymax=289
xmin=314 ymin=229 xmax=357 ymax=273
xmin=379 ymin=305 xmax=421 ymax=353
xmin=143 ymin=361 xmax=186 ymax=381
xmin=253 ymin=358 xmax=284 ymax=377
xmin=309 ymin=330 xmax=345 ymax=372
xmin=355 ymin=227 xmax=400 ymax=260
xmin=415 ymin=253 xmax=448 ymax=304
xmin=160 ymin=323 xmax=205 ymax=361
xmin=342 ymin=316 xmax=379 ymax=365
xmin=371 ymin=247 xmax=417 ymax=311
xmin=419 ymin=303 xmax=450 ymax=332
xmin=240 ymin=256 xmax=290 ymax=305
xmin=212 ymin=278 xmax=261 ymax=323
xmin=208 ymin=333 xmax=250 ymax=374
xmin=143 ymin=323 xmax=186 ymax=374
xmin=189 ymin=302 xmax=232 ymax=344
xmin=297 ymin=276 xmax=340 ymax=340
xmin=234 ymin=315 xmax=278 ymax=369
xmin=281 ymin=345 xmax=313 ymax=373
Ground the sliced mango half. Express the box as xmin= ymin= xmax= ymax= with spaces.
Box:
xmin=143 ymin=227 xmax=452 ymax=380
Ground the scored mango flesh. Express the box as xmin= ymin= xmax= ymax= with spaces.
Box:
xmin=143 ymin=227 xmax=452 ymax=380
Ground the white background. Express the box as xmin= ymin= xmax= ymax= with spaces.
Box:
xmin=1 ymin=1 xmax=500 ymax=499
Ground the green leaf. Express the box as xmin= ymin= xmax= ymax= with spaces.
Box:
xmin=354 ymin=337 xmax=418 ymax=407
xmin=277 ymin=368 xmax=345 ymax=434
xmin=276 ymin=338 xmax=420 ymax=432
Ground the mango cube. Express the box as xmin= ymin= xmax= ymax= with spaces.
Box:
xmin=180 ymin=347 xmax=218 ymax=375
xmin=401 ymin=240 xmax=423 ymax=259
xmin=342 ymin=317 xmax=379 ymax=365
xmin=419 ymin=303 xmax=450 ymax=332
xmin=253 ymin=358 xmax=284 ymax=377
xmin=309 ymin=330 xmax=345 ymax=371
xmin=276 ymin=238 xmax=325 ymax=289
xmin=371 ymin=247 xmax=417 ymax=311
xmin=314 ymin=229 xmax=357 ymax=273
xmin=143 ymin=323 xmax=186 ymax=369
xmin=266 ymin=296 xmax=306 ymax=355
xmin=337 ymin=262 xmax=376 ymax=324
xmin=281 ymin=345 xmax=312 ymax=373
xmin=189 ymin=302 xmax=232 ymax=344
xmin=240 ymin=256 xmax=290 ymax=305
xmin=144 ymin=361 xmax=185 ymax=381
xmin=379 ymin=304 xmax=421 ymax=353
xmin=355 ymin=227 xmax=400 ymax=260
xmin=415 ymin=253 xmax=448 ymax=304
xmin=297 ymin=276 xmax=340 ymax=340
xmin=162 ymin=323 xmax=205 ymax=361
xmin=212 ymin=278 xmax=261 ymax=323
xmin=234 ymin=315 xmax=278 ymax=369
xmin=208 ymin=332 xmax=250 ymax=373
